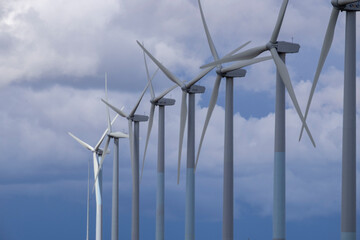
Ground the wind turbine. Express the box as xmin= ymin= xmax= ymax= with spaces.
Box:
xmin=101 ymin=84 xmax=149 ymax=240
xmin=139 ymin=50 xmax=177 ymax=240
xmin=137 ymin=39 xmax=255 ymax=240
xmin=137 ymin=40 xmax=215 ymax=240
xmin=93 ymin=73 xmax=129 ymax=240
xmin=300 ymin=1 xmax=359 ymax=239
xmin=68 ymin=114 xmax=118 ymax=240
xmin=194 ymin=1 xmax=271 ymax=239
xmin=200 ymin=1 xmax=316 ymax=240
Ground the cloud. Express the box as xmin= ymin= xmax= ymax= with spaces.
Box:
xmin=0 ymin=0 xmax=123 ymax=85
xmin=1 ymin=0 xmax=360 ymax=226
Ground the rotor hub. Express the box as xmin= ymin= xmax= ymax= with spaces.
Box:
xmin=266 ymin=42 xmax=273 ymax=50
xmin=216 ymin=68 xmax=224 ymax=77
xmin=96 ymin=149 xmax=103 ymax=156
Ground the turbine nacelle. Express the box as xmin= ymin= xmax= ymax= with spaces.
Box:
xmin=151 ymin=97 xmax=176 ymax=106
xmin=218 ymin=68 xmax=247 ymax=78
xmin=266 ymin=41 xmax=300 ymax=54
xmin=108 ymin=131 xmax=129 ymax=139
xmin=182 ymin=84 xmax=205 ymax=94
xmin=331 ymin=0 xmax=360 ymax=9
xmin=129 ymin=114 xmax=149 ymax=122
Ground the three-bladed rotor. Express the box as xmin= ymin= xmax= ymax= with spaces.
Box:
xmin=199 ymin=0 xmax=316 ymax=148
xmin=140 ymin=49 xmax=177 ymax=181
xmin=137 ymin=41 xmax=214 ymax=184
xmin=195 ymin=0 xmax=273 ymax=169
xmin=299 ymin=0 xmax=358 ymax=141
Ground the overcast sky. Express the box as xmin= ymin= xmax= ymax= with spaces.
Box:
xmin=0 ymin=0 xmax=359 ymax=239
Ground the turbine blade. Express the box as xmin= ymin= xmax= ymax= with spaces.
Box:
xmin=137 ymin=41 xmax=184 ymax=88
xmin=129 ymin=81 xmax=150 ymax=117
xmin=91 ymin=152 xmax=100 ymax=194
xmin=200 ymin=45 xmax=268 ymax=69
xmin=150 ymin=68 xmax=160 ymax=87
xmin=270 ymin=48 xmax=316 ymax=147
xmin=93 ymin=136 xmax=111 ymax=188
xmin=198 ymin=0 xmax=219 ymax=62
xmin=98 ymin=137 xmax=111 ymax=172
xmin=221 ymin=56 xmax=272 ymax=73
xmin=94 ymin=130 xmax=108 ymax=151
xmin=223 ymin=41 xmax=252 ymax=58
xmin=270 ymin=0 xmax=289 ymax=43
xmin=177 ymin=91 xmax=187 ymax=184
xmin=105 ymin=72 xmax=112 ymax=132
xmin=141 ymin=104 xmax=155 ymax=182
xmin=128 ymin=119 xmax=134 ymax=173
xmin=153 ymin=84 xmax=178 ymax=102
xmin=68 ymin=132 xmax=94 ymax=152
xmin=143 ymin=48 xmax=156 ymax=99
xmin=101 ymin=99 xmax=128 ymax=118
xmin=111 ymin=114 xmax=119 ymax=125
xmin=195 ymin=75 xmax=221 ymax=171
xmin=299 ymin=7 xmax=339 ymax=141
xmin=94 ymin=114 xmax=119 ymax=150
xmin=185 ymin=66 xmax=215 ymax=88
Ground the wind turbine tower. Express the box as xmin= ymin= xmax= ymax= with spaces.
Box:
xmin=301 ymin=1 xmax=359 ymax=239
xmin=102 ymin=84 xmax=149 ymax=240
xmin=200 ymin=1 xmax=316 ymax=240
xmin=339 ymin=4 xmax=358 ymax=239
xmin=140 ymin=52 xmax=177 ymax=240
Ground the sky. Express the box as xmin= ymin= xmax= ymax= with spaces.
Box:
xmin=0 ymin=0 xmax=359 ymax=239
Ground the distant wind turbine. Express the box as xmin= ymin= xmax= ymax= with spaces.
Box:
xmin=93 ymin=73 xmax=128 ymax=240
xmin=68 ymin=114 xmax=118 ymax=240
xmin=101 ymin=83 xmax=149 ymax=240
xmin=137 ymin=41 xmax=213 ymax=240
xmin=140 ymin=50 xmax=177 ymax=240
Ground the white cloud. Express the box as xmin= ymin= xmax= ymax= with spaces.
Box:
xmin=1 ymin=0 xmax=360 ymax=225
xmin=0 ymin=0 xmax=123 ymax=85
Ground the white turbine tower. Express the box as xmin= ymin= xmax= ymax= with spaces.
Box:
xmin=140 ymin=51 xmax=177 ymax=240
xmin=200 ymin=1 xmax=316 ymax=240
xmin=93 ymin=73 xmax=129 ymax=240
xmin=68 ymin=115 xmax=118 ymax=240
xmin=101 ymin=84 xmax=149 ymax=240
xmin=194 ymin=1 xmax=271 ymax=239
xmin=300 ymin=1 xmax=359 ymax=240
